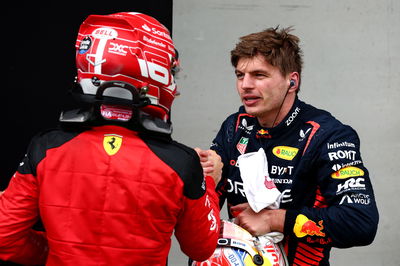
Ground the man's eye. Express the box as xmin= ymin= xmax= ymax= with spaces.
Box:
xmin=235 ymin=73 xmax=244 ymax=79
xmin=255 ymin=73 xmax=266 ymax=77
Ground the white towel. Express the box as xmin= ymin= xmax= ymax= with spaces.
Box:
xmin=237 ymin=148 xmax=285 ymax=244
xmin=238 ymin=148 xmax=282 ymax=213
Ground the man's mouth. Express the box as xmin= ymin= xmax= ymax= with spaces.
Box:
xmin=243 ymin=96 xmax=260 ymax=106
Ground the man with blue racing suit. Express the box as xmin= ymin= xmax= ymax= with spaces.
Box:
xmin=207 ymin=26 xmax=378 ymax=265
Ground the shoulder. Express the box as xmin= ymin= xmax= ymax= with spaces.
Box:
xmin=140 ymin=135 xmax=199 ymax=163
xmin=298 ymin=100 xmax=361 ymax=151
xmin=31 ymin=127 xmax=83 ymax=147
xmin=19 ymin=127 xmax=83 ymax=176
xmin=216 ymin=106 xmax=256 ymax=138
xmin=299 ymin=100 xmax=356 ymax=134
xmin=140 ymin=135 xmax=206 ymax=199
xmin=28 ymin=127 xmax=84 ymax=159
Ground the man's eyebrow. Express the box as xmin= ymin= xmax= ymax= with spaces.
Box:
xmin=235 ymin=69 xmax=270 ymax=75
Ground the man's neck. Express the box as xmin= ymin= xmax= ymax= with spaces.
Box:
xmin=257 ymin=95 xmax=296 ymax=128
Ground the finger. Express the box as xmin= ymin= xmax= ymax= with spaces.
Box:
xmin=230 ymin=203 xmax=249 ymax=212
xmin=202 ymin=168 xmax=214 ymax=175
xmin=200 ymin=153 xmax=212 ymax=161
xmin=200 ymin=160 xmax=214 ymax=167
xmin=194 ymin=147 xmax=208 ymax=158
xmin=231 ymin=210 xmax=242 ymax=218
xmin=207 ymin=149 xmax=218 ymax=156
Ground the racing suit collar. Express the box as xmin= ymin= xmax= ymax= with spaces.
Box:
xmin=255 ymin=96 xmax=302 ymax=138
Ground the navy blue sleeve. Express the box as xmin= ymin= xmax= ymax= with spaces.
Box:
xmin=286 ymin=125 xmax=379 ymax=248
xmin=210 ymin=115 xmax=237 ymax=209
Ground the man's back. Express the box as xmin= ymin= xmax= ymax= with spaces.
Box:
xmin=0 ymin=125 xmax=220 ymax=265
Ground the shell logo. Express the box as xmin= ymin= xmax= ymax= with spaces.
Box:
xmin=331 ymin=166 xmax=364 ymax=179
xmin=272 ymin=146 xmax=299 ymax=160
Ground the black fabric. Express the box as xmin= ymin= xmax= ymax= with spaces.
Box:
xmin=17 ymin=128 xmax=82 ymax=177
xmin=141 ymin=135 xmax=206 ymax=200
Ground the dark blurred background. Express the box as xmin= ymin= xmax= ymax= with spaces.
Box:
xmin=3 ymin=2 xmax=172 ymax=264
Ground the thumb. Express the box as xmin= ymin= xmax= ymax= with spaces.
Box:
xmin=230 ymin=203 xmax=250 ymax=217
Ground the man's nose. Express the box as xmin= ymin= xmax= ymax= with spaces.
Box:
xmin=240 ymin=74 xmax=255 ymax=90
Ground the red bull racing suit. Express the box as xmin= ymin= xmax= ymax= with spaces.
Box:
xmin=211 ymin=97 xmax=378 ymax=265
xmin=0 ymin=125 xmax=220 ymax=265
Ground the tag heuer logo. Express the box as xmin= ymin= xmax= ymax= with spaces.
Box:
xmin=103 ymin=134 xmax=123 ymax=156
xmin=236 ymin=137 xmax=249 ymax=154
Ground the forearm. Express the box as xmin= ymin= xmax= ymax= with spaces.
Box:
xmin=0 ymin=173 xmax=48 ymax=264
xmin=0 ymin=230 xmax=47 ymax=265
xmin=233 ymin=204 xmax=286 ymax=236
xmin=175 ymin=176 xmax=220 ymax=261
xmin=284 ymin=204 xmax=378 ymax=248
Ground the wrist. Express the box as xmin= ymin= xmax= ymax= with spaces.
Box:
xmin=263 ymin=209 xmax=286 ymax=233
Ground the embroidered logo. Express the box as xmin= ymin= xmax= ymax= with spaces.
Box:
xmin=294 ymin=214 xmax=325 ymax=238
xmin=331 ymin=166 xmax=364 ymax=179
xmin=272 ymin=146 xmax=299 ymax=160
xmin=256 ymin=129 xmax=272 ymax=139
xmin=236 ymin=137 xmax=249 ymax=154
xmin=103 ymin=134 xmax=123 ymax=156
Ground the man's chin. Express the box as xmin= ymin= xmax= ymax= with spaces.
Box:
xmin=243 ymin=106 xmax=258 ymax=116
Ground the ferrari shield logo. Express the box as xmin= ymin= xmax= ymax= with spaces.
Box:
xmin=103 ymin=134 xmax=123 ymax=156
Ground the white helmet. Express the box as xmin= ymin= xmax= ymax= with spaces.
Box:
xmin=192 ymin=220 xmax=288 ymax=266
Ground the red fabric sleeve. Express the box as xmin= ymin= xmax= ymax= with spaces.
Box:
xmin=174 ymin=175 xmax=220 ymax=262
xmin=0 ymin=172 xmax=48 ymax=264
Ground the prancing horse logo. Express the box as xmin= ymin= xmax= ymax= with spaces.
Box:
xmin=103 ymin=134 xmax=123 ymax=156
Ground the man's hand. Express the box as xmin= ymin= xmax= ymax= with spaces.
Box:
xmin=231 ymin=203 xmax=286 ymax=236
xmin=195 ymin=148 xmax=223 ymax=186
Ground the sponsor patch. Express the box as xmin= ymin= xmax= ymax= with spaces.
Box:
xmin=331 ymin=166 xmax=364 ymax=179
xmin=79 ymin=36 xmax=92 ymax=54
xmin=272 ymin=146 xmax=299 ymax=160
xmin=280 ymin=189 xmax=293 ymax=203
xmin=328 ymin=150 xmax=357 ymax=161
xmin=339 ymin=193 xmax=371 ymax=205
xmin=236 ymin=137 xmax=249 ymax=154
xmin=92 ymin=27 xmax=118 ymax=39
xmin=256 ymin=129 xmax=271 ymax=139
xmin=238 ymin=118 xmax=254 ymax=134
xmin=108 ymin=42 xmax=128 ymax=56
xmin=327 ymin=141 xmax=355 ymax=149
xmin=285 ymin=107 xmax=301 ymax=126
xmin=103 ymin=134 xmax=123 ymax=156
xmin=336 ymin=177 xmax=366 ymax=194
xmin=331 ymin=160 xmax=363 ymax=171
xmin=294 ymin=214 xmax=325 ymax=238
xmin=298 ymin=127 xmax=311 ymax=141
xmin=100 ymin=105 xmax=132 ymax=121
xmin=270 ymin=165 xmax=294 ymax=176
xmin=142 ymin=24 xmax=151 ymax=32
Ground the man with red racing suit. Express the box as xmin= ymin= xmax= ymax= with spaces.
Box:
xmin=0 ymin=12 xmax=221 ymax=265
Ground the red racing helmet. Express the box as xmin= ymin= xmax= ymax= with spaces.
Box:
xmin=75 ymin=12 xmax=179 ymax=121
